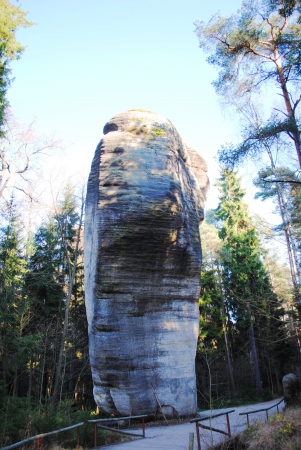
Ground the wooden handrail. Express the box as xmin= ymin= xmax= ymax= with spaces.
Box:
xmin=239 ymin=397 xmax=285 ymax=427
xmin=191 ymin=409 xmax=235 ymax=423
xmin=96 ymin=424 xmax=144 ymax=437
xmin=239 ymin=397 xmax=284 ymax=416
xmin=0 ymin=422 xmax=84 ymax=450
xmin=190 ymin=409 xmax=235 ymax=450
xmin=86 ymin=414 xmax=147 ymax=423
xmin=0 ymin=414 xmax=148 ymax=450
xmin=86 ymin=414 xmax=147 ymax=447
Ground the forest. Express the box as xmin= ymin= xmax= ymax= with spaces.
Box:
xmin=0 ymin=0 xmax=301 ymax=447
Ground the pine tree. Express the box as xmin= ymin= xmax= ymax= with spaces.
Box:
xmin=254 ymin=168 xmax=301 ymax=317
xmin=194 ymin=0 xmax=301 ymax=168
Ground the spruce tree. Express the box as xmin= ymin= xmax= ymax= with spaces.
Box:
xmin=0 ymin=207 xmax=27 ymax=398
xmin=199 ymin=220 xmax=236 ymax=398
xmin=25 ymin=183 xmax=87 ymax=405
xmin=215 ymin=168 xmax=286 ymax=396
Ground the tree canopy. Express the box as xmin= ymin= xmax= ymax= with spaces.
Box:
xmin=194 ymin=0 xmax=301 ymax=168
xmin=0 ymin=0 xmax=32 ymax=133
xmin=197 ymin=169 xmax=297 ymax=406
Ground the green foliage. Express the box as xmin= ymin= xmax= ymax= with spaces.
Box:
xmin=199 ymin=269 xmax=223 ymax=346
xmin=0 ymin=398 xmax=102 ymax=448
xmin=199 ymin=221 xmax=224 ymax=349
xmin=194 ymin=0 xmax=301 ymax=168
xmin=24 ymin=183 xmax=87 ymax=405
xmin=0 ymin=0 xmax=33 ymax=131
xmin=0 ymin=184 xmax=91 ymax=446
xmin=254 ymin=167 xmax=301 ymax=298
xmin=215 ymin=169 xmax=274 ymax=333
xmin=0 ymin=0 xmax=32 ymax=59
xmin=0 ymin=396 xmax=133 ymax=448
xmin=197 ymin=168 xmax=295 ymax=408
xmin=194 ymin=0 xmax=301 ymax=97
xmin=0 ymin=207 xmax=30 ymax=396
xmin=216 ymin=168 xmax=287 ymax=332
xmin=268 ymin=0 xmax=301 ymax=20
xmin=240 ymin=409 xmax=301 ymax=450
xmin=26 ymin=220 xmax=64 ymax=318
xmin=0 ymin=396 xmax=33 ymax=446
xmin=218 ymin=117 xmax=298 ymax=169
xmin=150 ymin=126 xmax=166 ymax=136
xmin=26 ymin=183 xmax=84 ymax=320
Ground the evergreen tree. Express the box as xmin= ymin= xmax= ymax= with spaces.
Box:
xmin=215 ymin=168 xmax=289 ymax=396
xmin=0 ymin=1 xmax=32 ymax=132
xmin=0 ymin=206 xmax=28 ymax=397
xmin=254 ymin=168 xmax=301 ymax=316
xmin=198 ymin=220 xmax=235 ymax=406
xmin=25 ymin=182 xmax=88 ymax=405
xmin=199 ymin=221 xmax=224 ymax=354
xmin=51 ymin=182 xmax=85 ymax=404
xmin=198 ymin=179 xmax=295 ymax=405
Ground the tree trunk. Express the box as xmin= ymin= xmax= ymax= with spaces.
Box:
xmin=247 ymin=280 xmax=262 ymax=396
xmin=222 ymin=305 xmax=235 ymax=392
xmin=264 ymin=147 xmax=301 ymax=322
xmin=217 ymin=263 xmax=235 ymax=392
xmin=266 ymin=147 xmax=301 ymax=284
xmin=249 ymin=316 xmax=263 ymax=396
xmin=27 ymin=360 xmax=33 ymax=397
xmin=274 ymin=51 xmax=301 ymax=168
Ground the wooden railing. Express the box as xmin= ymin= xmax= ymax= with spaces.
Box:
xmin=239 ymin=397 xmax=284 ymax=427
xmin=0 ymin=423 xmax=84 ymax=450
xmin=0 ymin=414 xmax=147 ymax=450
xmin=190 ymin=410 xmax=235 ymax=450
xmin=86 ymin=415 xmax=147 ymax=448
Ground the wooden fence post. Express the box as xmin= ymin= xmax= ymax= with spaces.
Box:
xmin=196 ymin=423 xmax=201 ymax=450
xmin=76 ymin=426 xmax=80 ymax=448
xmin=94 ymin=422 xmax=97 ymax=448
xmin=188 ymin=432 xmax=194 ymax=450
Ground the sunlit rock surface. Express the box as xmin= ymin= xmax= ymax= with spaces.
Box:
xmin=84 ymin=109 xmax=209 ymax=416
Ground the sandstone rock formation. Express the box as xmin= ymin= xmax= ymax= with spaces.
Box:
xmin=84 ymin=109 xmax=209 ymax=417
xmin=282 ymin=373 xmax=300 ymax=407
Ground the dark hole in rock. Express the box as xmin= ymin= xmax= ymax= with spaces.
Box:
xmin=113 ymin=147 xmax=124 ymax=154
xmin=103 ymin=122 xmax=118 ymax=134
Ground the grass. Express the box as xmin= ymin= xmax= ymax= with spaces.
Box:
xmin=0 ymin=397 xmax=135 ymax=449
xmin=239 ymin=407 xmax=301 ymax=450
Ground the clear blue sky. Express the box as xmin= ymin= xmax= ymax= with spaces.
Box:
xmin=8 ymin=0 xmax=265 ymax=212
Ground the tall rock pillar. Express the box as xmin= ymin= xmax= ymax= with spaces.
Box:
xmin=84 ymin=109 xmax=209 ymax=416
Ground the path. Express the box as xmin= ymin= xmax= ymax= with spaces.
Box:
xmin=96 ymin=398 xmax=285 ymax=450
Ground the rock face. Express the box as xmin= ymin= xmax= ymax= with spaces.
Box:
xmin=84 ymin=109 xmax=209 ymax=417
xmin=282 ymin=373 xmax=300 ymax=406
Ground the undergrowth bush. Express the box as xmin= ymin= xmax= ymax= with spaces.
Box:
xmin=239 ymin=407 xmax=301 ymax=450
xmin=0 ymin=397 xmax=130 ymax=449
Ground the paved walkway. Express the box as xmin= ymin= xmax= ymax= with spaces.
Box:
xmin=97 ymin=398 xmax=285 ymax=450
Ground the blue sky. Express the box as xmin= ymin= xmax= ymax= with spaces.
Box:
xmin=8 ymin=0 xmax=268 ymax=213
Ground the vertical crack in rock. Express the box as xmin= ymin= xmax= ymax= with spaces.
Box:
xmin=84 ymin=109 xmax=209 ymax=417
